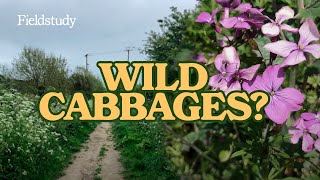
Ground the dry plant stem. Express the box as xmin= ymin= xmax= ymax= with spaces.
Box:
xmin=306 ymin=159 xmax=320 ymax=171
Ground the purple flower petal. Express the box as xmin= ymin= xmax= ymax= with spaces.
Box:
xmin=265 ymin=98 xmax=291 ymax=124
xmin=282 ymin=50 xmax=306 ymax=67
xmin=216 ymin=0 xmax=230 ymax=7
xmin=292 ymin=118 xmax=304 ymax=128
xmin=262 ymin=22 xmax=280 ymax=37
xmin=248 ymin=8 xmax=269 ymax=23
xmin=300 ymin=112 xmax=320 ymax=127
xmin=264 ymin=40 xmax=298 ymax=57
xmin=215 ymin=24 xmax=223 ymax=33
xmin=262 ymin=65 xmax=284 ymax=91
xmin=308 ymin=123 xmax=320 ymax=135
xmin=275 ymin=88 xmax=304 ymax=112
xmin=217 ymin=79 xmax=228 ymax=90
xmin=301 ymin=113 xmax=317 ymax=121
xmin=288 ymin=129 xmax=303 ymax=144
xmin=296 ymin=119 xmax=307 ymax=130
xmin=209 ymin=74 xmax=223 ymax=87
xmin=275 ymin=6 xmax=295 ymax=24
xmin=302 ymin=133 xmax=315 ymax=152
xmin=298 ymin=18 xmax=320 ymax=47
xmin=234 ymin=21 xmax=251 ymax=29
xmin=220 ymin=17 xmax=238 ymax=28
xmin=304 ymin=44 xmax=320 ymax=59
xmin=214 ymin=54 xmax=224 ymax=71
xmin=281 ymin=24 xmax=298 ymax=33
xmin=196 ymin=12 xmax=213 ymax=23
xmin=230 ymin=0 xmax=241 ymax=8
xmin=235 ymin=3 xmax=252 ymax=12
xmin=195 ymin=54 xmax=208 ymax=63
xmin=225 ymin=63 xmax=239 ymax=73
xmin=243 ymin=75 xmax=270 ymax=93
xmin=239 ymin=64 xmax=260 ymax=81
xmin=212 ymin=8 xmax=220 ymax=17
xmin=223 ymin=80 xmax=241 ymax=94
xmin=222 ymin=46 xmax=240 ymax=65
xmin=315 ymin=138 xmax=320 ymax=152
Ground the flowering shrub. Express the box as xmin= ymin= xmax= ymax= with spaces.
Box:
xmin=164 ymin=0 xmax=320 ymax=179
xmin=0 ymin=89 xmax=64 ymax=179
xmin=0 ymin=89 xmax=96 ymax=179
xmin=196 ymin=0 xmax=320 ymax=152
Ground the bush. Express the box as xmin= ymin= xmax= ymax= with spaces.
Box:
xmin=69 ymin=67 xmax=105 ymax=97
xmin=0 ymin=89 xmax=97 ymax=179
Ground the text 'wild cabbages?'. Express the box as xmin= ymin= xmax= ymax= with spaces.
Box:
xmin=38 ymin=62 xmax=270 ymax=122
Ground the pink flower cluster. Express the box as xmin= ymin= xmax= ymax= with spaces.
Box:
xmin=195 ymin=1 xmax=320 ymax=152
xmin=289 ymin=112 xmax=320 ymax=152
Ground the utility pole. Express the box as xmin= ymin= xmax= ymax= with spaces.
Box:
xmin=125 ymin=47 xmax=135 ymax=61
xmin=85 ymin=54 xmax=89 ymax=71
xmin=127 ymin=49 xmax=130 ymax=61
xmin=125 ymin=49 xmax=130 ymax=61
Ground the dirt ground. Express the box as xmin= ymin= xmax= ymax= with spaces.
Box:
xmin=58 ymin=123 xmax=124 ymax=180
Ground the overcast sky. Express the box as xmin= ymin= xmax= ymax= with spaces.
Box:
xmin=0 ymin=0 xmax=197 ymax=76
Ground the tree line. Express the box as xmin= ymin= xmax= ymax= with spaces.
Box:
xmin=0 ymin=47 xmax=105 ymax=95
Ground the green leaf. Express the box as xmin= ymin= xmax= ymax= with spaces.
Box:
xmin=184 ymin=130 xmax=206 ymax=144
xmin=230 ymin=150 xmax=246 ymax=159
xmin=275 ymin=178 xmax=301 ymax=180
xmin=270 ymin=155 xmax=280 ymax=169
xmin=268 ymin=167 xmax=284 ymax=180
xmin=307 ymin=75 xmax=320 ymax=88
xmin=268 ymin=168 xmax=276 ymax=180
xmin=305 ymin=176 xmax=320 ymax=180
xmin=296 ymin=7 xmax=320 ymax=18
xmin=219 ymin=150 xmax=231 ymax=162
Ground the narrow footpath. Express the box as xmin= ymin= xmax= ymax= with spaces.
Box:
xmin=58 ymin=123 xmax=124 ymax=180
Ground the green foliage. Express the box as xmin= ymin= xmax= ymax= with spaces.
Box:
xmin=297 ymin=0 xmax=320 ymax=18
xmin=13 ymin=47 xmax=70 ymax=94
xmin=0 ymin=89 xmax=97 ymax=179
xmin=69 ymin=66 xmax=105 ymax=97
xmin=144 ymin=1 xmax=320 ymax=179
xmin=112 ymin=121 xmax=177 ymax=180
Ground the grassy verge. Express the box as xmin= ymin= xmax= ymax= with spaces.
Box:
xmin=48 ymin=121 xmax=98 ymax=179
xmin=0 ymin=89 xmax=98 ymax=179
xmin=112 ymin=122 xmax=177 ymax=180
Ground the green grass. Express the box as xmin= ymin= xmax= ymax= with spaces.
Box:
xmin=99 ymin=146 xmax=107 ymax=157
xmin=112 ymin=122 xmax=177 ymax=180
xmin=44 ymin=121 xmax=98 ymax=180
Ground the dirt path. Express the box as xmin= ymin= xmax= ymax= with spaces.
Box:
xmin=58 ymin=123 xmax=124 ymax=180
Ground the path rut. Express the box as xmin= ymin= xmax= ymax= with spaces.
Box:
xmin=58 ymin=122 xmax=123 ymax=180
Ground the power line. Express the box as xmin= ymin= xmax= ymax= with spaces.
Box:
xmin=125 ymin=47 xmax=136 ymax=61
xmin=84 ymin=47 xmax=139 ymax=70
xmin=86 ymin=50 xmax=125 ymax=56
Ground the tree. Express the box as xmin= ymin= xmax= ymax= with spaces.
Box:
xmin=69 ymin=67 xmax=105 ymax=97
xmin=13 ymin=47 xmax=69 ymax=94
